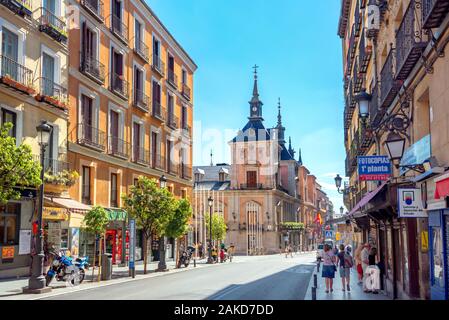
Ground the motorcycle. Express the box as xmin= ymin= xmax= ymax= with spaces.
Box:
xmin=45 ymin=250 xmax=89 ymax=286
xmin=177 ymin=246 xmax=195 ymax=268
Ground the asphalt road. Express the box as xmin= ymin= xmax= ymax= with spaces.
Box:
xmin=42 ymin=252 xmax=316 ymax=300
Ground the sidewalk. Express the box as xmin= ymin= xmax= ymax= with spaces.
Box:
xmin=305 ymin=263 xmax=391 ymax=300
xmin=0 ymin=258 xmax=209 ymax=300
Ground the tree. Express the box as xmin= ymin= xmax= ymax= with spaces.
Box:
xmin=122 ymin=177 xmax=176 ymax=274
xmin=165 ymin=198 xmax=192 ymax=268
xmin=82 ymin=206 xmax=109 ymax=280
xmin=205 ymin=213 xmax=227 ymax=245
xmin=0 ymin=122 xmax=41 ymax=205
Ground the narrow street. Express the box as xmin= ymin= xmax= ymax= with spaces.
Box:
xmin=40 ymin=253 xmax=316 ymax=300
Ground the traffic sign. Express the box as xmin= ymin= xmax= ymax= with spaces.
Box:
xmin=325 ymin=230 xmax=333 ymax=238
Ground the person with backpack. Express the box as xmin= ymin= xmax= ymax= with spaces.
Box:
xmin=320 ymin=244 xmax=337 ymax=293
xmin=337 ymin=244 xmax=354 ymax=292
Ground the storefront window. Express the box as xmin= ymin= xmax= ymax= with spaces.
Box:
xmin=0 ymin=203 xmax=20 ymax=245
xmin=432 ymin=227 xmax=444 ymax=288
xmin=60 ymin=229 xmax=69 ymax=249
xmin=386 ymin=226 xmax=393 ymax=279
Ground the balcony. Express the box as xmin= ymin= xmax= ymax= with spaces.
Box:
xmin=181 ymin=123 xmax=191 ymax=137
xmin=182 ymin=83 xmax=191 ymax=100
xmin=109 ymin=15 xmax=128 ymax=45
xmin=380 ymin=50 xmax=401 ymax=108
xmin=357 ymin=125 xmax=373 ymax=153
xmin=134 ymin=39 xmax=149 ymax=63
xmin=0 ymin=55 xmax=34 ymax=95
xmin=358 ymin=29 xmax=372 ymax=74
xmin=166 ymin=112 xmax=178 ymax=130
xmin=180 ymin=164 xmax=192 ymax=180
xmin=152 ymin=102 xmax=165 ymax=121
xmin=368 ymin=84 xmax=383 ymax=128
xmin=36 ymin=7 xmax=67 ymax=44
xmin=109 ymin=73 xmax=128 ymax=100
xmin=167 ymin=69 xmax=178 ymax=89
xmin=81 ymin=0 xmax=104 ymax=23
xmin=0 ymin=0 xmax=32 ymax=18
xmin=395 ymin=0 xmax=428 ymax=81
xmin=33 ymin=155 xmax=70 ymax=174
xmin=76 ymin=123 xmax=106 ymax=152
xmin=423 ymin=0 xmax=449 ymax=29
xmin=349 ymin=24 xmax=357 ymax=61
xmin=132 ymin=146 xmax=150 ymax=166
xmin=354 ymin=0 xmax=362 ymax=37
xmin=345 ymin=154 xmax=356 ymax=177
xmin=151 ymin=55 xmax=165 ymax=77
xmin=133 ymin=89 xmax=150 ymax=113
xmin=108 ymin=136 xmax=130 ymax=159
xmin=80 ymin=52 xmax=105 ymax=84
xmin=168 ymin=160 xmax=178 ymax=176
xmin=35 ymin=77 xmax=68 ymax=110
xmin=152 ymin=154 xmax=166 ymax=171
xmin=353 ymin=59 xmax=362 ymax=93
xmin=240 ymin=183 xmax=269 ymax=190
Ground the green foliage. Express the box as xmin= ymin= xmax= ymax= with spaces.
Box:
xmin=205 ymin=213 xmax=227 ymax=242
xmin=0 ymin=122 xmax=42 ymax=205
xmin=83 ymin=206 xmax=109 ymax=236
xmin=122 ymin=176 xmax=176 ymax=239
xmin=44 ymin=169 xmax=79 ymax=186
xmin=165 ymin=198 xmax=192 ymax=239
xmin=280 ymin=222 xmax=305 ymax=231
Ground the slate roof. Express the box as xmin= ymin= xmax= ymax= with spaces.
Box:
xmin=193 ymin=165 xmax=231 ymax=182
xmin=231 ymin=119 xmax=271 ymax=143
xmin=194 ymin=181 xmax=231 ymax=191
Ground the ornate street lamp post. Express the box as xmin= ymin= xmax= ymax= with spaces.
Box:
xmin=25 ymin=121 xmax=53 ymax=293
xmin=207 ymin=196 xmax=214 ymax=264
xmin=157 ymin=175 xmax=167 ymax=271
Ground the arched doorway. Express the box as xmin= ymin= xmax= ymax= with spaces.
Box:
xmin=246 ymin=201 xmax=263 ymax=255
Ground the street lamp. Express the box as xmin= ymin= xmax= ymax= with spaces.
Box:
xmin=207 ymin=196 xmax=214 ymax=264
xmin=157 ymin=174 xmax=167 ymax=272
xmin=340 ymin=206 xmax=344 ymax=215
xmin=384 ymin=130 xmax=406 ymax=163
xmin=159 ymin=174 xmax=167 ymax=188
xmin=356 ymin=89 xmax=372 ymax=120
xmin=25 ymin=121 xmax=53 ymax=293
xmin=334 ymin=174 xmax=342 ymax=191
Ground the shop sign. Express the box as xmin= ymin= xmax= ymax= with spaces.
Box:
xmin=400 ymin=134 xmax=431 ymax=176
xmin=421 ymin=231 xmax=429 ymax=253
xmin=2 ymin=246 xmax=15 ymax=260
xmin=358 ymin=156 xmax=391 ymax=181
xmin=43 ymin=207 xmax=68 ymax=221
xmin=398 ymin=188 xmax=426 ymax=218
xmin=108 ymin=209 xmax=127 ymax=221
xmin=129 ymin=219 xmax=136 ymax=269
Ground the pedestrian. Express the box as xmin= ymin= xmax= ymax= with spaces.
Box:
xmin=198 ymin=242 xmax=203 ymax=259
xmin=337 ymin=244 xmax=354 ymax=292
xmin=361 ymin=243 xmax=371 ymax=292
xmin=220 ymin=247 xmax=225 ymax=263
xmin=228 ymin=243 xmax=235 ymax=262
xmin=367 ymin=247 xmax=381 ymax=294
xmin=279 ymin=245 xmax=283 ymax=255
xmin=321 ymin=244 xmax=336 ymax=293
xmin=211 ymin=246 xmax=218 ymax=263
xmin=288 ymin=245 xmax=293 ymax=258
xmin=354 ymin=244 xmax=364 ymax=284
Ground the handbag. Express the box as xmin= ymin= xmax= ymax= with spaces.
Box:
xmin=327 ymin=253 xmax=337 ymax=272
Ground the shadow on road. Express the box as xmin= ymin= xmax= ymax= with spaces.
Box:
xmin=206 ymin=264 xmax=315 ymax=300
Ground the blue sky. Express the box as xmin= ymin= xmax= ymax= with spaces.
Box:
xmin=148 ymin=0 xmax=346 ymax=212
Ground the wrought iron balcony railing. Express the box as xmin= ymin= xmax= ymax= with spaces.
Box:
xmin=180 ymin=164 xmax=192 ymax=180
xmin=358 ymin=29 xmax=372 ymax=74
xmin=110 ymin=73 xmax=129 ymax=100
xmin=168 ymin=160 xmax=179 ymax=175
xmin=152 ymin=154 xmax=166 ymax=171
xmin=182 ymin=83 xmax=191 ymax=100
xmin=395 ymin=0 xmax=428 ymax=81
xmin=369 ymin=84 xmax=382 ymax=128
xmin=80 ymin=0 xmax=104 ymax=22
xmin=76 ymin=123 xmax=106 ymax=151
xmin=132 ymin=146 xmax=150 ymax=165
xmin=109 ymin=14 xmax=128 ymax=45
xmin=181 ymin=123 xmax=191 ymax=136
xmin=167 ymin=69 xmax=178 ymax=88
xmin=152 ymin=102 xmax=165 ymax=121
xmin=0 ymin=0 xmax=32 ymax=18
xmin=80 ymin=52 xmax=105 ymax=84
xmin=35 ymin=77 xmax=68 ymax=110
xmin=134 ymin=39 xmax=149 ymax=62
xmin=35 ymin=7 xmax=67 ymax=43
xmin=0 ymin=55 xmax=34 ymax=95
xmin=353 ymin=59 xmax=362 ymax=93
xmin=167 ymin=112 xmax=178 ymax=129
xmin=354 ymin=0 xmax=362 ymax=37
xmin=108 ymin=135 xmax=130 ymax=159
xmin=240 ymin=183 xmax=266 ymax=190
xmin=133 ymin=88 xmax=150 ymax=113
xmin=422 ymin=0 xmax=449 ymax=29
xmin=380 ymin=49 xmax=400 ymax=108
xmin=151 ymin=55 xmax=165 ymax=76
xmin=33 ymin=155 xmax=70 ymax=174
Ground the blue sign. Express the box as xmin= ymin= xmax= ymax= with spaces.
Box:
xmin=325 ymin=231 xmax=333 ymax=239
xmin=358 ymin=156 xmax=392 ymax=181
xmin=400 ymin=134 xmax=431 ymax=175
xmin=129 ymin=219 xmax=136 ymax=270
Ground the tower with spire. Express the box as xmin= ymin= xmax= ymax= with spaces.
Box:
xmin=276 ymin=98 xmax=286 ymax=144
xmin=249 ymin=64 xmax=263 ymax=120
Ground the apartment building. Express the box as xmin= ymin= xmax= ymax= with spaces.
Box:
xmin=0 ymin=0 xmax=70 ymax=278
xmin=338 ymin=0 xmax=449 ymax=300
xmin=67 ymin=0 xmax=196 ymax=265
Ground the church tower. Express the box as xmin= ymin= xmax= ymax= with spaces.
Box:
xmin=249 ymin=65 xmax=263 ymax=120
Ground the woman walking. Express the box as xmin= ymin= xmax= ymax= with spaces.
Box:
xmin=321 ymin=244 xmax=336 ymax=293
xmin=367 ymin=247 xmax=381 ymax=294
xmin=354 ymin=244 xmax=364 ymax=284
xmin=337 ymin=244 xmax=354 ymax=291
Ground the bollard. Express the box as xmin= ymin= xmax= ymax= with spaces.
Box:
xmin=314 ymin=274 xmax=317 ymax=288
xmin=194 ymin=258 xmax=196 ymax=268
xmin=312 ymin=286 xmax=317 ymax=300
xmin=316 ymin=262 xmax=320 ymax=272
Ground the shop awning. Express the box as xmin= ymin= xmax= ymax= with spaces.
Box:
xmin=348 ymin=182 xmax=388 ymax=216
xmin=435 ymin=174 xmax=449 ymax=199
xmin=45 ymin=197 xmax=92 ymax=214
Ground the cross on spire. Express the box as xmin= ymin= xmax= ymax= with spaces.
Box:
xmin=253 ymin=64 xmax=259 ymax=78
xmin=210 ymin=149 xmax=213 ymax=166
xmin=277 ymin=97 xmax=282 ymax=126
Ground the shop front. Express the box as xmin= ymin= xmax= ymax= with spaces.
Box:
xmin=105 ymin=208 xmax=128 ymax=266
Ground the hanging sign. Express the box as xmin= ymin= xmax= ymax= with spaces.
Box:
xmin=400 ymin=134 xmax=431 ymax=175
xmin=19 ymin=230 xmax=32 ymax=255
xmin=398 ymin=188 xmax=426 ymax=218
xmin=43 ymin=207 xmax=68 ymax=221
xmin=358 ymin=156 xmax=392 ymax=181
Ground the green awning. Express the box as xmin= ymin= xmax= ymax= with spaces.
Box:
xmin=106 ymin=208 xmax=127 ymax=221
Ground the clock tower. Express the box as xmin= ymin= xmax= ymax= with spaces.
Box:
xmin=249 ymin=65 xmax=263 ymax=120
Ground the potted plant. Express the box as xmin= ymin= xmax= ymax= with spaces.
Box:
xmin=44 ymin=169 xmax=79 ymax=193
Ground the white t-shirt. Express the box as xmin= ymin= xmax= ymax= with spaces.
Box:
xmin=361 ymin=248 xmax=369 ymax=267
xmin=321 ymin=250 xmax=335 ymax=266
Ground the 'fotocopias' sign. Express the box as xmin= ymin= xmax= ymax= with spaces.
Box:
xmin=358 ymin=156 xmax=392 ymax=181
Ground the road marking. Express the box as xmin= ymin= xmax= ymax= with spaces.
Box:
xmin=208 ymin=285 xmax=241 ymax=300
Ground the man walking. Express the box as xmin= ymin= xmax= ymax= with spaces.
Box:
xmin=361 ymin=243 xmax=370 ymax=292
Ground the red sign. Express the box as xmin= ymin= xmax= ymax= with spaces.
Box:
xmin=359 ymin=174 xmax=390 ymax=181
xmin=2 ymin=246 xmax=15 ymax=259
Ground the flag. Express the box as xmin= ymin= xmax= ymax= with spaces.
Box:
xmin=314 ymin=213 xmax=322 ymax=225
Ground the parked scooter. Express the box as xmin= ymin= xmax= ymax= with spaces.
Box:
xmin=177 ymin=246 xmax=196 ymax=268
xmin=45 ymin=250 xmax=89 ymax=286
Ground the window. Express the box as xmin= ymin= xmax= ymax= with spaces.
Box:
xmin=110 ymin=173 xmax=118 ymax=207
xmin=82 ymin=166 xmax=91 ymax=204
xmin=135 ymin=19 xmax=142 ymax=50
xmin=152 ymin=80 xmax=161 ymax=114
xmin=0 ymin=203 xmax=20 ymax=245
xmin=134 ymin=66 xmax=144 ymax=104
xmin=60 ymin=228 xmax=69 ymax=249
xmin=1 ymin=108 xmax=17 ymax=138
xmin=166 ymin=140 xmax=173 ymax=171
xmin=42 ymin=52 xmax=55 ymax=96
xmin=181 ymin=105 xmax=187 ymax=129
xmin=219 ymin=172 xmax=225 ymax=182
xmin=111 ymin=49 xmax=124 ymax=92
xmin=133 ymin=178 xmax=139 ymax=186
xmin=82 ymin=23 xmax=97 ymax=59
xmin=132 ymin=122 xmax=142 ymax=162
xmin=247 ymin=171 xmax=257 ymax=188
xmin=182 ymin=69 xmax=187 ymax=84
xmin=1 ymin=27 xmax=19 ymax=80
xmin=152 ymin=37 xmax=160 ymax=67
xmin=181 ymin=189 xmax=187 ymax=199
xmin=194 ymin=173 xmax=201 ymax=182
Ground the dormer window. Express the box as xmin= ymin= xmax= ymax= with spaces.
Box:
xmin=219 ymin=172 xmax=225 ymax=182
xmin=195 ymin=173 xmax=201 ymax=182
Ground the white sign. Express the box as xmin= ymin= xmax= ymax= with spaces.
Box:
xmin=19 ymin=230 xmax=31 ymax=255
xmin=398 ymin=188 xmax=426 ymax=218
